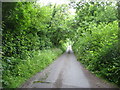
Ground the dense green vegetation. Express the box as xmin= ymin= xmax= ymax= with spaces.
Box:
xmin=73 ymin=21 xmax=119 ymax=84
xmin=1 ymin=1 xmax=120 ymax=88
xmin=2 ymin=2 xmax=64 ymax=88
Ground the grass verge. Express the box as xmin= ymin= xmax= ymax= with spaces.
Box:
xmin=2 ymin=48 xmax=62 ymax=88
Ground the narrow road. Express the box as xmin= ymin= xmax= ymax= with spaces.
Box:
xmin=21 ymin=48 xmax=118 ymax=88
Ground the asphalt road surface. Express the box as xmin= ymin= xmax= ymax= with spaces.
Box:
xmin=21 ymin=51 xmax=118 ymax=88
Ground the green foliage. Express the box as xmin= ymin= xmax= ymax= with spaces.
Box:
xmin=2 ymin=2 xmax=53 ymax=58
xmin=75 ymin=1 xmax=117 ymax=25
xmin=47 ymin=4 xmax=71 ymax=46
xmin=2 ymin=49 xmax=62 ymax=88
xmin=73 ymin=21 xmax=120 ymax=86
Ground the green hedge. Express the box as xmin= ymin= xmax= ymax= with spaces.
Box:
xmin=73 ymin=21 xmax=120 ymax=86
